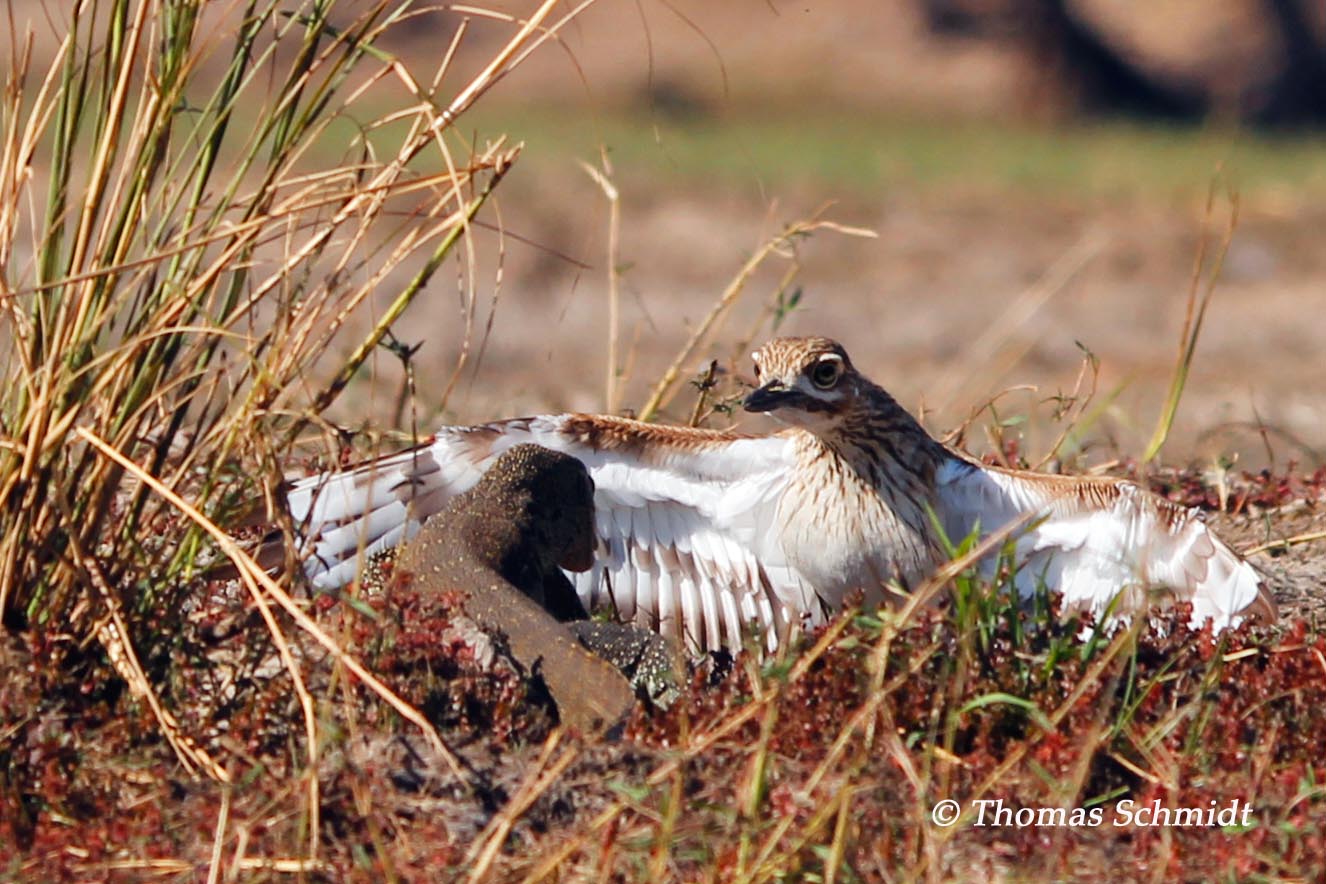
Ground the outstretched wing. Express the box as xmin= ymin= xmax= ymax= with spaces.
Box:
xmin=564 ymin=429 xmax=819 ymax=654
xmin=286 ymin=414 xmax=818 ymax=652
xmin=934 ymin=458 xmax=1275 ymax=630
xmin=286 ymin=424 xmax=519 ymax=588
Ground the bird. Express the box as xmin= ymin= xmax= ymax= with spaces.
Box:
xmin=283 ymin=335 xmax=1277 ymax=654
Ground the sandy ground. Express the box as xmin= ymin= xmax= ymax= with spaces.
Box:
xmin=290 ymin=1 xmax=1326 ymax=473
xmin=5 ymin=1 xmax=1322 ymax=468
xmin=325 ymin=171 xmax=1326 ymax=473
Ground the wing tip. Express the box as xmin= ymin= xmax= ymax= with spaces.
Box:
xmin=1241 ymin=583 xmax=1279 ymax=625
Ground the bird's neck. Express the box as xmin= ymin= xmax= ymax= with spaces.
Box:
xmin=814 ymin=382 xmax=949 ymax=487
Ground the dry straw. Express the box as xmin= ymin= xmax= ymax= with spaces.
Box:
xmin=0 ymin=0 xmax=588 ymax=866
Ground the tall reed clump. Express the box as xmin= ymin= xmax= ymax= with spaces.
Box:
xmin=0 ymin=0 xmax=571 ymax=653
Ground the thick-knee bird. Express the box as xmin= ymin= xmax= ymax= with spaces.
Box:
xmin=286 ymin=336 xmax=1276 ymax=653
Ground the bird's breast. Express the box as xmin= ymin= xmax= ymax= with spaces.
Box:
xmin=775 ymin=448 xmax=940 ymax=607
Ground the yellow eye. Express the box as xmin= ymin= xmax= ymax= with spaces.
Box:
xmin=810 ymin=358 xmax=841 ymax=389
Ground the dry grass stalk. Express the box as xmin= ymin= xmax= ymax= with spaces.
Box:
xmin=465 ymin=729 xmax=581 ymax=883
xmin=1142 ymin=179 xmax=1240 ymax=464
xmin=638 ymin=210 xmax=876 ymax=422
xmin=76 ymin=426 xmax=466 ymax=780
xmin=579 ymin=156 xmax=623 ymax=413
xmin=930 ymin=232 xmax=1102 ymax=416
xmin=1244 ymin=529 xmax=1326 ymax=556
xmin=0 ymin=0 xmax=600 ymax=869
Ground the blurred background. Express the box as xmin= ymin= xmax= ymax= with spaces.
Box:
xmin=31 ymin=0 xmax=1326 ymax=468
xmin=398 ymin=0 xmax=1326 ymax=470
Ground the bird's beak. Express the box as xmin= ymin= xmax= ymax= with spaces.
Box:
xmin=743 ymin=382 xmax=791 ymax=413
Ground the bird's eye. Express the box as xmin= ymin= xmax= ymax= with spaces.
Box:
xmin=810 ymin=357 xmax=841 ymax=389
xmin=753 ymin=362 xmax=761 ymax=379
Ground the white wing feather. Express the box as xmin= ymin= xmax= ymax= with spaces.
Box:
xmin=935 ymin=458 xmax=1267 ymax=630
xmin=286 ymin=415 xmax=816 ymax=652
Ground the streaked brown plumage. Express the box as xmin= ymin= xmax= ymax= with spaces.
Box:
xmin=285 ymin=336 xmax=1276 ymax=653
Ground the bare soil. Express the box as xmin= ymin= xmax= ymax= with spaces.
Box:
xmin=302 ymin=1 xmax=1326 ymax=475
xmin=1 ymin=461 xmax=1322 ymax=881
xmin=3 ymin=2 xmax=1325 ymax=880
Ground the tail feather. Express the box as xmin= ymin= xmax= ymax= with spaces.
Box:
xmin=307 ymin=506 xmax=428 ymax=589
xmin=1143 ymin=505 xmax=1271 ymax=631
xmin=287 ymin=447 xmax=437 ymax=528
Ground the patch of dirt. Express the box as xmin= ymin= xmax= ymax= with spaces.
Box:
xmin=267 ymin=1 xmax=1326 ymax=479
xmin=1147 ymin=464 xmax=1326 ymax=622
xmin=3 ymin=466 xmax=1324 ymax=879
xmin=1214 ymin=506 xmax=1326 ymax=624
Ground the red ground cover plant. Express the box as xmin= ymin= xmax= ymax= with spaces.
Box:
xmin=621 ymin=600 xmax=1325 ymax=880
xmin=1 ymin=498 xmax=1323 ymax=880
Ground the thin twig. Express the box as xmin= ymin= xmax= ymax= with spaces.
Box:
xmin=580 ymin=156 xmax=622 ymax=413
xmin=1243 ymin=529 xmax=1326 ymax=557
xmin=304 ymin=153 xmax=515 ymax=422
xmin=931 ymin=233 xmax=1101 ymax=414
xmin=687 ymin=360 xmax=718 ymax=428
xmin=75 ymin=427 xmax=466 ymax=782
xmin=637 ymin=212 xmax=875 ymax=421
xmin=207 ymin=780 xmax=233 ymax=884
xmin=466 ymin=731 xmax=579 ymax=882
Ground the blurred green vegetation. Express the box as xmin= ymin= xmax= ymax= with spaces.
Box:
xmin=450 ymin=105 xmax=1326 ymax=201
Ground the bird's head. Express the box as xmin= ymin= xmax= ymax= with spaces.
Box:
xmin=743 ymin=336 xmax=858 ymax=432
